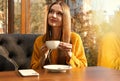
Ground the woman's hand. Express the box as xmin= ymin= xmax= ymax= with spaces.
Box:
xmin=40 ymin=44 xmax=49 ymax=56
xmin=39 ymin=44 xmax=50 ymax=67
xmin=58 ymin=42 xmax=72 ymax=57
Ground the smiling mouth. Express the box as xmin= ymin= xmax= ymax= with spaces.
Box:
xmin=51 ymin=18 xmax=57 ymax=22
xmin=50 ymin=20 xmax=57 ymax=25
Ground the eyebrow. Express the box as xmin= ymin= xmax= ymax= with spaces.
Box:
xmin=50 ymin=8 xmax=63 ymax=13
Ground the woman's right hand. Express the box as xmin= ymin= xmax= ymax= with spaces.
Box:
xmin=39 ymin=44 xmax=49 ymax=55
xmin=39 ymin=44 xmax=50 ymax=67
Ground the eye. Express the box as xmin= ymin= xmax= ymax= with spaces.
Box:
xmin=49 ymin=9 xmax=54 ymax=14
xmin=57 ymin=11 xmax=63 ymax=16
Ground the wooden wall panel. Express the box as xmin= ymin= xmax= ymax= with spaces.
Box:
xmin=8 ymin=0 xmax=14 ymax=33
xmin=21 ymin=0 xmax=30 ymax=34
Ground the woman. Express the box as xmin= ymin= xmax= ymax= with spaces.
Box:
xmin=30 ymin=1 xmax=87 ymax=70
xmin=97 ymin=11 xmax=120 ymax=70
xmin=97 ymin=32 xmax=120 ymax=70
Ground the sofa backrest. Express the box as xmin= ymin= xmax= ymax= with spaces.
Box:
xmin=0 ymin=34 xmax=39 ymax=71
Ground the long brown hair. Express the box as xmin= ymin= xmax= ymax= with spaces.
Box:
xmin=44 ymin=1 xmax=71 ymax=43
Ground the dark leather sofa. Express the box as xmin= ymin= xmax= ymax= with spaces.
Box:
xmin=0 ymin=34 xmax=40 ymax=71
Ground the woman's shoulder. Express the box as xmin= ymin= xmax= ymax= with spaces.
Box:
xmin=71 ymin=32 xmax=82 ymax=42
xmin=102 ymin=32 xmax=118 ymax=41
xmin=35 ymin=35 xmax=45 ymax=43
xmin=71 ymin=32 xmax=81 ymax=39
xmin=36 ymin=35 xmax=44 ymax=40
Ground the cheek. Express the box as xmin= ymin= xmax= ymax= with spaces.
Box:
xmin=48 ymin=15 xmax=51 ymax=24
xmin=59 ymin=18 xmax=62 ymax=25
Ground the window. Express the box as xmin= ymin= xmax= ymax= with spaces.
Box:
xmin=1 ymin=0 xmax=47 ymax=34
xmin=0 ymin=0 xmax=7 ymax=34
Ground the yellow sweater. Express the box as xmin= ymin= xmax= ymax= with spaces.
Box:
xmin=30 ymin=32 xmax=87 ymax=70
xmin=97 ymin=32 xmax=120 ymax=70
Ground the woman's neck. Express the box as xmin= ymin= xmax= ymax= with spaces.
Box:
xmin=51 ymin=27 xmax=61 ymax=40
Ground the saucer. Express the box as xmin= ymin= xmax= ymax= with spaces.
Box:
xmin=43 ymin=65 xmax=72 ymax=72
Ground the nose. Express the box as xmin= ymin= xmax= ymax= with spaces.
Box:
xmin=52 ymin=12 xmax=57 ymax=18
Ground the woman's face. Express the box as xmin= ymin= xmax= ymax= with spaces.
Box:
xmin=48 ymin=4 xmax=63 ymax=27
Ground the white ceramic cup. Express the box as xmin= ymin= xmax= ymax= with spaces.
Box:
xmin=45 ymin=40 xmax=60 ymax=49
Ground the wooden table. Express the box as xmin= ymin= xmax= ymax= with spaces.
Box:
xmin=0 ymin=66 xmax=120 ymax=81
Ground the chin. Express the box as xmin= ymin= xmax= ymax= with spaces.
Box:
xmin=52 ymin=24 xmax=57 ymax=26
xmin=49 ymin=23 xmax=56 ymax=27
